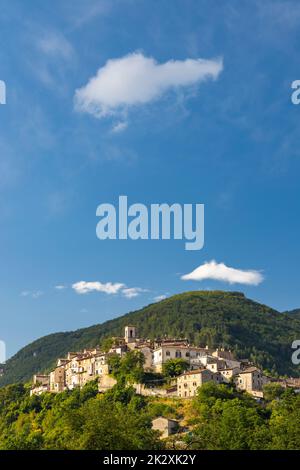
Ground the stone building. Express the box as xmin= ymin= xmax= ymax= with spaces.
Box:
xmin=30 ymin=375 xmax=50 ymax=396
xmin=31 ymin=325 xmax=268 ymax=399
xmin=235 ymin=367 xmax=267 ymax=395
xmin=177 ymin=368 xmax=221 ymax=397
xmin=153 ymin=344 xmax=211 ymax=372
xmin=152 ymin=417 xmax=178 ymax=439
xmin=219 ymin=366 xmax=241 ymax=383
xmin=50 ymin=365 xmax=66 ymax=392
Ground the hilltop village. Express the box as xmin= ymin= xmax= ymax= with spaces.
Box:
xmin=31 ymin=325 xmax=299 ymax=399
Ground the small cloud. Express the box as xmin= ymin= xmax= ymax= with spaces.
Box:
xmin=71 ymin=281 xmax=147 ymax=298
xmin=28 ymin=30 xmax=75 ymax=91
xmin=181 ymin=260 xmax=264 ymax=286
xmin=74 ymin=52 xmax=223 ymax=121
xmin=37 ymin=32 xmax=74 ymax=60
xmin=100 ymin=144 xmax=137 ymax=163
xmin=153 ymin=294 xmax=167 ymax=302
xmin=20 ymin=291 xmax=30 ymax=297
xmin=72 ymin=281 xmax=125 ymax=295
xmin=20 ymin=290 xmax=44 ymax=299
xmin=32 ymin=291 xmax=44 ymax=299
xmin=122 ymin=287 xmax=147 ymax=299
xmin=64 ymin=0 xmax=111 ymax=29
xmin=55 ymin=285 xmax=67 ymax=290
xmin=111 ymin=121 xmax=128 ymax=133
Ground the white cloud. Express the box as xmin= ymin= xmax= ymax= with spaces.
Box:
xmin=20 ymin=291 xmax=30 ymax=297
xmin=27 ymin=30 xmax=75 ymax=91
xmin=72 ymin=281 xmax=125 ymax=295
xmin=72 ymin=280 xmax=147 ymax=298
xmin=20 ymin=290 xmax=44 ymax=299
xmin=153 ymin=294 xmax=167 ymax=302
xmin=32 ymin=291 xmax=44 ymax=299
xmin=122 ymin=287 xmax=147 ymax=299
xmin=37 ymin=32 xmax=74 ymax=60
xmin=181 ymin=260 xmax=264 ymax=286
xmin=74 ymin=52 xmax=223 ymax=119
xmin=111 ymin=121 xmax=128 ymax=133
xmin=55 ymin=285 xmax=67 ymax=290
xmin=64 ymin=0 xmax=111 ymax=29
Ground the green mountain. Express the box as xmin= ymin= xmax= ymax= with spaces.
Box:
xmin=284 ymin=308 xmax=300 ymax=319
xmin=1 ymin=290 xmax=300 ymax=387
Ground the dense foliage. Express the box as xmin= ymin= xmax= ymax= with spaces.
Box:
xmin=284 ymin=308 xmax=300 ymax=319
xmin=0 ymin=381 xmax=162 ymax=450
xmin=185 ymin=382 xmax=300 ymax=450
xmin=162 ymin=359 xmax=189 ymax=377
xmin=108 ymin=350 xmax=145 ymax=385
xmin=1 ymin=291 xmax=300 ymax=386
xmin=0 ymin=380 xmax=299 ymax=450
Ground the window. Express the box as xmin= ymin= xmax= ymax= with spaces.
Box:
xmin=166 ymin=351 xmax=170 ymax=356
xmin=175 ymin=351 xmax=182 ymax=358
xmin=186 ymin=352 xmax=190 ymax=357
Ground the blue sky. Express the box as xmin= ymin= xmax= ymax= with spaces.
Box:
xmin=1 ymin=0 xmax=300 ymax=357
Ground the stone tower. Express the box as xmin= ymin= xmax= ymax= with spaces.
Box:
xmin=124 ymin=325 xmax=136 ymax=343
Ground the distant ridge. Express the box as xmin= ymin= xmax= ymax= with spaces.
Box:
xmin=284 ymin=308 xmax=300 ymax=319
xmin=1 ymin=290 xmax=300 ymax=386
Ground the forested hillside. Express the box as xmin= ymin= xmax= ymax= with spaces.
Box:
xmin=284 ymin=308 xmax=300 ymax=319
xmin=0 ymin=380 xmax=299 ymax=450
xmin=1 ymin=291 xmax=300 ymax=387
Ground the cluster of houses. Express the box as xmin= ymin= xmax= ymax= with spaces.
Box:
xmin=31 ymin=325 xmax=296 ymax=399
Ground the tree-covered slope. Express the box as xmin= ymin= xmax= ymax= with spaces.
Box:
xmin=1 ymin=290 xmax=300 ymax=386
xmin=1 ymin=380 xmax=300 ymax=450
xmin=283 ymin=308 xmax=300 ymax=319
